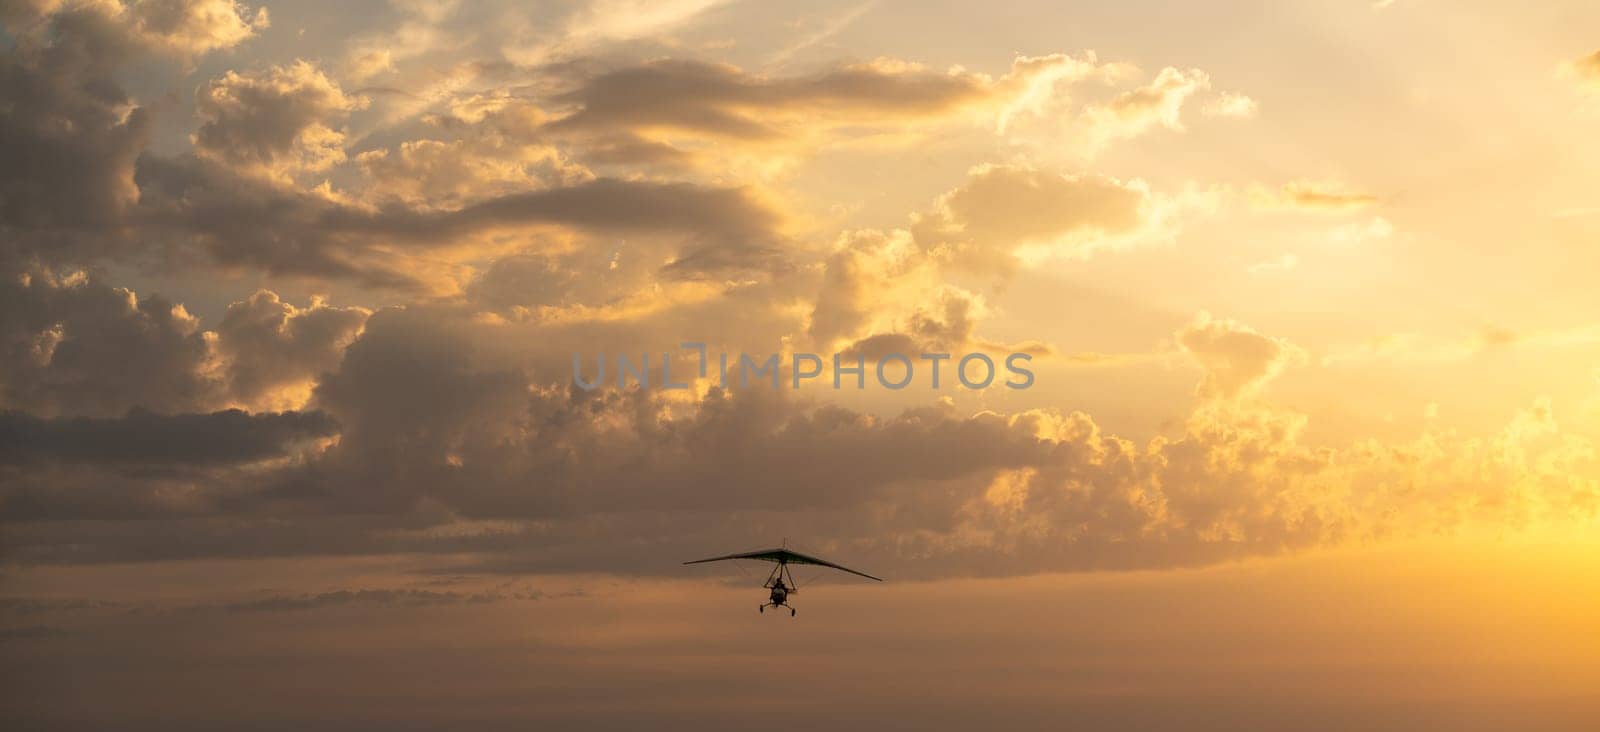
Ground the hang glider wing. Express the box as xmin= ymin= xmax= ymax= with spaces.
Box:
xmin=683 ymin=548 xmax=882 ymax=581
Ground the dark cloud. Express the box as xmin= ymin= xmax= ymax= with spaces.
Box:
xmin=2 ymin=300 xmax=1592 ymax=579
xmin=545 ymin=58 xmax=990 ymax=141
xmin=0 ymin=305 xmax=1342 ymax=574
xmin=537 ymin=55 xmax=1131 ymax=171
xmin=133 ymin=155 xmax=790 ymax=287
xmin=215 ymin=290 xmax=369 ymax=408
xmin=1 ymin=5 xmax=791 ymax=292
xmin=1 ymin=268 xmax=375 ymax=418
xmin=0 ymin=408 xmax=337 ymax=466
xmin=294 ymin=305 xmax=533 ymax=513
xmin=0 ymin=403 xmax=335 ymax=525
xmin=0 ymin=267 xmax=219 ymax=417
xmin=0 ymin=0 xmax=262 ymax=268
xmin=0 ymin=2 xmax=151 ymax=248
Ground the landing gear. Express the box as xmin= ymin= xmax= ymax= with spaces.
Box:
xmin=757 ymin=563 xmax=801 ymax=617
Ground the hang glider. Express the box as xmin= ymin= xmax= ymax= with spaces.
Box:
xmin=683 ymin=547 xmax=883 ymax=582
xmin=683 ymin=546 xmax=882 ymax=616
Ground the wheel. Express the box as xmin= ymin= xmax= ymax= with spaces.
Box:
xmin=790 ymin=608 xmax=796 ymax=617
xmin=759 ymin=605 xmax=764 ymax=613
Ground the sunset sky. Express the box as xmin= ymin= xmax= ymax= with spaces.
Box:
xmin=4 ymin=0 xmax=1600 ymax=728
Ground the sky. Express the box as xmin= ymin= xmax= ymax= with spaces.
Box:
xmin=3 ymin=0 xmax=1600 ymax=728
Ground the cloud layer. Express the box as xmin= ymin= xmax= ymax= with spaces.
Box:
xmin=1 ymin=0 xmax=1591 ymax=587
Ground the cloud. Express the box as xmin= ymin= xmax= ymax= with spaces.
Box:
xmin=215 ymin=291 xmax=370 ymax=411
xmin=0 ymin=408 xmax=337 ymax=466
xmin=339 ymin=1 xmax=458 ymax=84
xmin=1203 ymin=91 xmax=1258 ymax=118
xmin=0 ymin=3 xmax=153 ymax=245
xmin=911 ymin=163 xmax=1158 ymax=274
xmin=0 ymin=22 xmax=1213 ymax=301
xmin=2 ymin=2 xmax=1239 ymax=325
xmin=354 ymin=96 xmax=594 ymax=206
xmin=808 ymin=163 xmax=1197 ymax=354
xmin=2 ymin=0 xmax=1590 ymax=593
xmin=0 ymin=11 xmax=794 ymax=294
xmin=1177 ymin=312 xmax=1304 ymax=400
xmin=461 ymin=251 xmax=582 ymax=311
xmin=807 ymin=227 xmax=1040 ymax=358
xmin=0 ymin=401 xmax=336 ymax=524
xmin=810 ymin=229 xmax=959 ymax=347
xmin=0 ymin=0 xmax=257 ymax=267
xmin=544 ymin=57 xmax=995 ymax=140
xmin=0 ymin=266 xmax=221 ymax=417
xmin=1083 ymin=66 xmax=1209 ymax=140
xmin=504 ymin=0 xmax=735 ymax=65
xmin=0 ymin=268 xmax=375 ymax=416
xmin=1250 ymin=180 xmax=1380 ymax=211
xmin=542 ymin=53 xmax=1144 ymax=170
xmin=565 ymin=0 xmax=728 ymax=44
xmin=3 ymin=0 xmax=264 ymax=60
xmin=6 ymin=304 xmax=1592 ymax=578
xmin=998 ymin=62 xmax=1252 ymax=158
xmin=133 ymin=156 xmax=792 ymax=289
xmin=124 ymin=0 xmax=267 ymax=57
xmin=193 ymin=60 xmax=367 ymax=179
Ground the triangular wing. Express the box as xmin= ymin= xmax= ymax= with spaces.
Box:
xmin=683 ymin=548 xmax=882 ymax=581
xmin=777 ymin=549 xmax=883 ymax=581
xmin=682 ymin=548 xmax=791 ymax=565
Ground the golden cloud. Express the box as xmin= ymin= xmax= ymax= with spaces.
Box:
xmin=192 ymin=61 xmax=368 ymax=180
